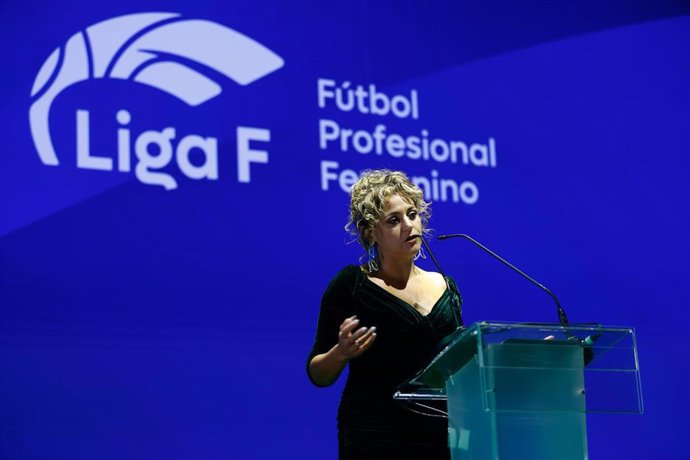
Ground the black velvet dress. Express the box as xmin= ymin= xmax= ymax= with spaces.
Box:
xmin=307 ymin=265 xmax=461 ymax=460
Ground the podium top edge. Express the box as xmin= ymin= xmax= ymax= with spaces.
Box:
xmin=469 ymin=321 xmax=634 ymax=333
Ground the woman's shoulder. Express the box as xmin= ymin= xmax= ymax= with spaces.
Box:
xmin=417 ymin=267 xmax=449 ymax=289
xmin=322 ymin=265 xmax=364 ymax=299
xmin=333 ymin=264 xmax=363 ymax=279
xmin=326 ymin=264 xmax=363 ymax=285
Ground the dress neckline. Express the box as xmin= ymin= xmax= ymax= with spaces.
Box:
xmin=360 ymin=269 xmax=449 ymax=318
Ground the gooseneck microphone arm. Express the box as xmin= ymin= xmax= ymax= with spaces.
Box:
xmin=437 ymin=233 xmax=570 ymax=326
xmin=420 ymin=237 xmax=464 ymax=329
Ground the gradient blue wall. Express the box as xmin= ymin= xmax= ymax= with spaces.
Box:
xmin=2 ymin=1 xmax=689 ymax=458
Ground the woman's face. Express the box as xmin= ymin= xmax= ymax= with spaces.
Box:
xmin=372 ymin=193 xmax=423 ymax=260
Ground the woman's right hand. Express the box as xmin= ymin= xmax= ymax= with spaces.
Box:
xmin=337 ymin=315 xmax=377 ymax=360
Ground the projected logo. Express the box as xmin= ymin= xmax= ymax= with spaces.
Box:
xmin=29 ymin=12 xmax=284 ymax=189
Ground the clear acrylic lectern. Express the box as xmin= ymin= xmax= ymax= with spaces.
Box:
xmin=394 ymin=322 xmax=642 ymax=460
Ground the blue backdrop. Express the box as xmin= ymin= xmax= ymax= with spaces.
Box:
xmin=2 ymin=1 xmax=689 ymax=458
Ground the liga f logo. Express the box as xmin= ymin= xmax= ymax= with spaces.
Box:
xmin=29 ymin=12 xmax=285 ymax=166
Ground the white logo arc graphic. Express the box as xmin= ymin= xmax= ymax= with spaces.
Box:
xmin=29 ymin=12 xmax=285 ymax=166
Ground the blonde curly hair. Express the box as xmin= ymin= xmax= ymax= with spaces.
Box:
xmin=346 ymin=169 xmax=431 ymax=250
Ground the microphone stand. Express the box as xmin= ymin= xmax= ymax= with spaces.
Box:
xmin=438 ymin=233 xmax=570 ymax=327
xmin=420 ymin=237 xmax=464 ymax=329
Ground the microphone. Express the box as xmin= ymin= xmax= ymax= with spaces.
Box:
xmin=437 ymin=233 xmax=570 ymax=327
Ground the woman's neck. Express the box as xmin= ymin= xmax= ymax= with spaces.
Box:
xmin=376 ymin=255 xmax=417 ymax=288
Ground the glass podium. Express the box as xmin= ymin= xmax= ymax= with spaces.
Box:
xmin=394 ymin=322 xmax=642 ymax=460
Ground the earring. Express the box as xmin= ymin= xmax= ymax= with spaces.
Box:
xmin=367 ymin=245 xmax=379 ymax=272
xmin=414 ymin=245 xmax=427 ymax=261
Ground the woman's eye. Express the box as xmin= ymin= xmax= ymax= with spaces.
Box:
xmin=388 ymin=217 xmax=399 ymax=224
xmin=408 ymin=211 xmax=418 ymax=219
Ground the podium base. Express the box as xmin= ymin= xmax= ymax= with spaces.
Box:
xmin=446 ymin=342 xmax=588 ymax=460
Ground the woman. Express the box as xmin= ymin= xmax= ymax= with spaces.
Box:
xmin=307 ymin=170 xmax=462 ymax=459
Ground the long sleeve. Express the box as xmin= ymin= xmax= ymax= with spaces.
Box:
xmin=306 ymin=265 xmax=359 ymax=386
